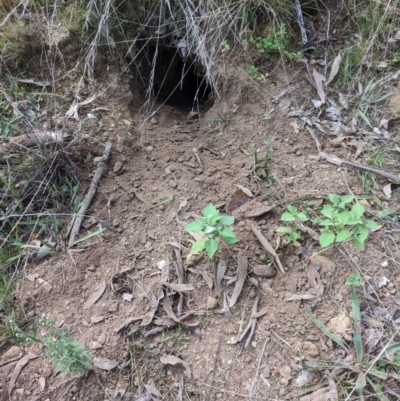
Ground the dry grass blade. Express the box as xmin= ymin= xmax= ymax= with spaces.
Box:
xmin=229 ymin=252 xmax=247 ymax=308
xmin=312 ymin=68 xmax=326 ymax=104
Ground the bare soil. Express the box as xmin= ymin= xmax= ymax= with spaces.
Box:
xmin=5 ymin=58 xmax=400 ymax=401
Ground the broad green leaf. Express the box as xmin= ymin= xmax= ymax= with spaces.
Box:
xmin=219 ymin=215 xmax=234 ymax=226
xmin=191 ymin=240 xmax=205 ymax=254
xmin=340 ymin=194 xmax=354 ymax=204
xmin=222 ymin=235 xmax=239 ymax=245
xmin=184 ymin=220 xmax=204 ymax=232
xmin=354 ymin=330 xmax=363 ymax=364
xmin=328 ymin=193 xmax=340 ymax=204
xmin=287 ymin=205 xmax=297 ymax=214
xmin=305 ymin=309 xmax=350 ymax=352
xmin=276 ymin=227 xmax=293 ymax=234
xmin=219 ymin=227 xmax=237 ymax=239
xmin=351 ymin=202 xmax=365 ymax=220
xmin=205 ymin=239 xmax=219 ymax=259
xmin=336 ymin=228 xmax=352 ymax=242
xmin=297 ymin=212 xmax=309 ymax=222
xmin=281 ymin=212 xmax=295 ymax=222
xmin=209 ymin=215 xmax=221 ymax=225
xmin=203 ymin=225 xmax=218 ymax=236
xmin=203 ymin=203 xmax=218 ymax=218
xmin=364 ymin=219 xmax=380 ymax=230
xmin=352 ymin=237 xmax=365 ymax=250
xmin=320 ymin=230 xmax=335 ymax=247
xmin=321 ymin=204 xmax=335 ymax=219
xmin=319 ymin=219 xmax=333 ymax=227
xmin=354 ymin=225 xmax=368 ymax=242
xmin=336 ymin=211 xmax=354 ymax=224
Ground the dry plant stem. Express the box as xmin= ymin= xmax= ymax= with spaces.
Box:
xmin=245 ymin=220 xmax=285 ymax=275
xmin=238 ymin=294 xmax=259 ymax=348
xmin=68 ymin=142 xmax=112 ymax=247
xmin=249 ymin=336 xmax=270 ymax=400
xmin=171 ymin=237 xmax=185 ymax=316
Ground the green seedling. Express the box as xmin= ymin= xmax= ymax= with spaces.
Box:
xmin=248 ymin=65 xmax=264 ymax=82
xmin=9 ymin=315 xmax=92 ymax=375
xmin=256 ymin=24 xmax=289 ymax=52
xmin=221 ymin=40 xmax=230 ymax=53
xmin=318 ymin=194 xmax=380 ymax=250
xmin=276 ymin=205 xmax=308 ymax=247
xmin=184 ymin=203 xmax=239 ymax=259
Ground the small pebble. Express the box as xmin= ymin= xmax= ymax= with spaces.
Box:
xmin=113 ymin=162 xmax=123 ymax=174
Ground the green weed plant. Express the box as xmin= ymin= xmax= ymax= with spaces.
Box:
xmin=184 ymin=204 xmax=238 ymax=259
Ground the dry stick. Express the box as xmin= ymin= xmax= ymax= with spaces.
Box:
xmin=171 ymin=237 xmax=185 ymax=316
xmin=245 ymin=220 xmax=285 ymax=275
xmin=249 ymin=336 xmax=270 ymax=400
xmin=68 ymin=142 xmax=112 ymax=247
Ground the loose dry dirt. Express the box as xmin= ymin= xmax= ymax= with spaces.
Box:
xmin=5 ymin=58 xmax=400 ymax=401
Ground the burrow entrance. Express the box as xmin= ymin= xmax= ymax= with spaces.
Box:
xmin=134 ymin=44 xmax=213 ymax=111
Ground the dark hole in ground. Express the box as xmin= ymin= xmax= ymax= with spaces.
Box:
xmin=135 ymin=44 xmax=212 ymax=111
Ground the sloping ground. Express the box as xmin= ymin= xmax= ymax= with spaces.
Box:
xmin=4 ymin=61 xmax=400 ymax=400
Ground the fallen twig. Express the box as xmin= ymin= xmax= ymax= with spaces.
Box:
xmin=245 ymin=220 xmax=285 ymax=275
xmin=170 ymin=237 xmax=185 ymax=316
xmin=237 ymin=294 xmax=267 ymax=348
xmin=320 ymin=152 xmax=400 ymax=184
xmin=68 ymin=142 xmax=112 ymax=247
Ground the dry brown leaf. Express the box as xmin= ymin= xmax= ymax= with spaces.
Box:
xmin=234 ymin=185 xmax=254 ymax=198
xmin=8 ymin=353 xmax=38 ymax=395
xmin=83 ymin=280 xmax=106 ymax=310
xmin=312 ymin=68 xmax=326 ymax=104
xmin=160 ymin=355 xmax=191 ymax=379
xmin=140 ymin=308 xmax=157 ymax=326
xmin=188 ymin=267 xmax=213 ymax=289
xmin=143 ymin=384 xmax=162 ymax=400
xmin=229 ymin=252 xmax=248 ymax=308
xmin=383 ymin=183 xmax=392 ymax=199
xmin=215 ymin=259 xmax=227 ymax=292
xmin=307 ymin=266 xmax=324 ymax=297
xmin=327 ymin=53 xmax=342 ymax=85
xmin=38 ymin=377 xmax=45 ymax=391
xmin=114 ymin=316 xmax=144 ymax=332
xmin=93 ymin=357 xmax=118 ymax=370
xmin=299 ymin=386 xmax=331 ymax=401
xmin=163 ymin=292 xmax=182 ymax=323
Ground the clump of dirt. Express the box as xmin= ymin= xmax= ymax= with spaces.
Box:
xmin=5 ymin=41 xmax=400 ymax=401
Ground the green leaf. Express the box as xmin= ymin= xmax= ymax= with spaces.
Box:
xmin=320 ymin=230 xmax=335 ymax=247
xmin=222 ymin=235 xmax=239 ymax=245
xmin=203 ymin=204 xmax=218 ymax=218
xmin=354 ymin=225 xmax=368 ymax=242
xmin=336 ymin=228 xmax=352 ymax=242
xmin=219 ymin=215 xmax=234 ymax=226
xmin=336 ymin=211 xmax=354 ymax=225
xmin=209 ymin=215 xmax=221 ymax=225
xmin=345 ymin=272 xmax=362 ymax=286
xmin=276 ymin=226 xmax=293 ymax=234
xmin=281 ymin=212 xmax=295 ymax=222
xmin=190 ymin=240 xmax=206 ymax=254
xmin=321 ymin=204 xmax=335 ymax=219
xmin=358 ymin=108 xmax=371 ymax=126
xmin=184 ymin=219 xmax=205 ymax=232
xmin=328 ymin=193 xmax=340 ymax=204
xmin=305 ymin=309 xmax=350 ymax=352
xmin=352 ymin=237 xmax=365 ymax=250
xmin=297 ymin=212 xmax=309 ymax=222
xmin=205 ymin=239 xmax=219 ymax=259
xmin=351 ymin=202 xmax=365 ymax=220
xmin=340 ymin=194 xmax=354 ymax=204
xmin=203 ymin=225 xmax=218 ymax=236
xmin=384 ymin=342 xmax=400 ymax=357
xmin=355 ymin=372 xmax=366 ymax=390
xmin=319 ymin=219 xmax=333 ymax=226
xmin=219 ymin=227 xmax=237 ymax=239
xmin=377 ymin=208 xmax=394 ymax=218
xmin=364 ymin=219 xmax=380 ymax=230
xmin=287 ymin=205 xmax=297 ymax=214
